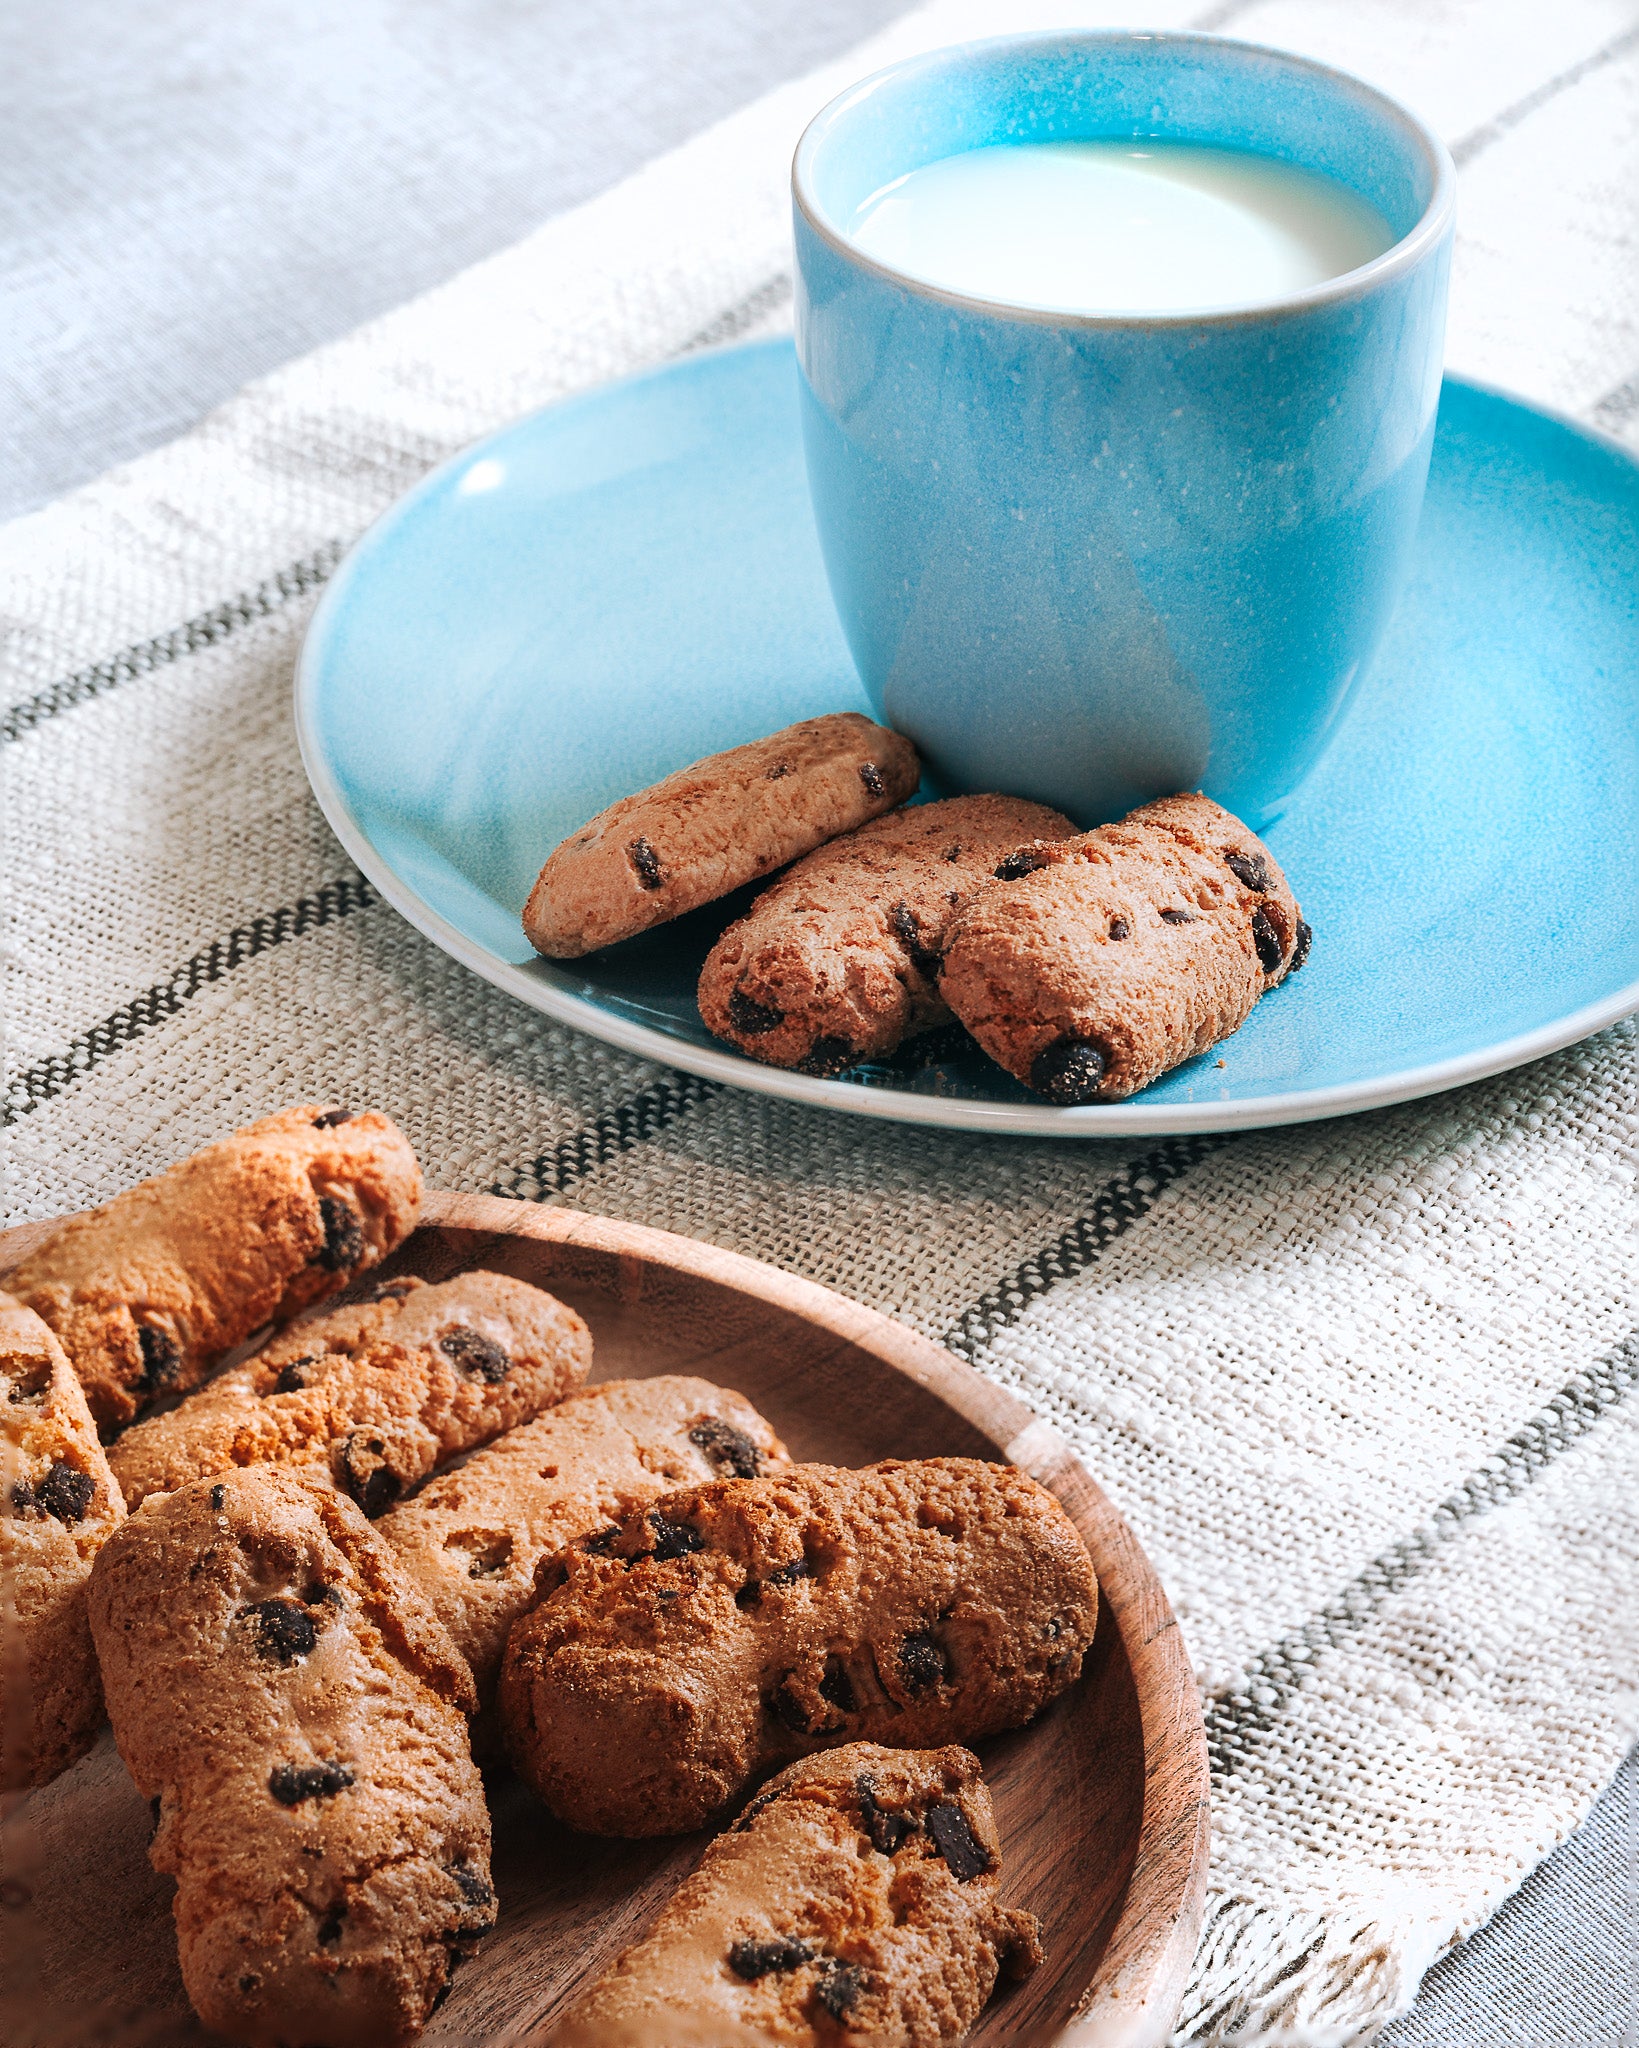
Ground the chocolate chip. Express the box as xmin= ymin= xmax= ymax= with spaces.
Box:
xmin=450 ymin=1866 xmax=496 ymax=1912
xmin=1108 ymin=916 xmax=1130 ymax=941
xmin=1251 ymin=905 xmax=1283 ymax=974
xmin=898 ymin=1630 xmax=947 ymax=1692
xmin=925 ymin=1801 xmax=993 ymax=1881
xmin=239 ymin=1974 xmax=260 ymax=1995
xmin=316 ymin=1905 xmax=346 ymax=1948
xmin=1224 ymin=849 xmax=1273 ymax=893
xmin=339 ymin=1433 xmax=401 ymax=1517
xmin=273 ymin=1356 xmax=317 ymax=1395
xmin=798 ymin=1035 xmax=857 ymax=1077
xmin=727 ymin=988 xmax=784 ymax=1037
xmin=43 ymin=1463 xmax=95 ymax=1522
xmin=994 ymin=846 xmax=1048 ymax=881
xmin=889 ymin=901 xmax=942 ymax=981
xmin=136 ymin=1324 xmax=181 ymax=1393
xmin=311 ymin=1108 xmax=355 ymax=1128
xmin=770 ymin=1679 xmax=815 ymax=1734
xmin=1028 ymin=1037 xmax=1108 ymax=1105
xmin=1290 ymin=917 xmax=1313 ymax=972
xmin=209 ymin=1483 xmax=226 ymax=1511
xmin=766 ymin=761 xmax=791 ymax=780
xmin=245 ymin=1599 xmax=318 ymax=1666
xmin=581 ymin=1524 xmax=621 ymax=1555
xmin=815 ymin=1960 xmax=865 ymax=2020
xmin=729 ymin=1936 xmax=813 ymax=1980
xmin=438 ymin=1325 xmax=511 ymax=1384
xmin=647 ymin=1511 xmax=703 ymax=1560
xmin=818 ymin=1658 xmax=856 ymax=1714
xmin=317 ymin=1195 xmax=364 ymax=1272
xmin=12 ymin=1463 xmax=94 ymax=1522
xmin=1159 ymin=907 xmax=1196 ymax=925
xmin=739 ymin=1553 xmax=807 ymax=1609
xmin=688 ymin=1417 xmax=763 ymax=1479
xmin=856 ymin=1774 xmax=910 ymax=1855
xmin=626 ymin=836 xmax=664 ymax=890
xmin=943 ymin=843 xmax=962 ymax=862
xmin=732 ymin=1785 xmax=782 ymax=1833
xmin=447 ymin=1865 xmax=497 ymax=1944
xmin=858 ymin=762 xmax=885 ymax=798
xmin=269 ymin=1761 xmax=354 ymax=1807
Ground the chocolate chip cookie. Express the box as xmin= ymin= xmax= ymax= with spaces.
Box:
xmin=523 ymin=713 xmax=920 ymax=958
xmin=0 ymin=1292 xmax=126 ymax=1788
xmin=546 ymin=1743 xmax=1040 ymax=2047
xmin=380 ymin=1375 xmax=787 ymax=1705
xmin=498 ymin=1457 xmax=1097 ymax=1836
xmin=697 ymin=795 xmax=1076 ymax=1074
xmin=8 ymin=1106 xmax=422 ymax=1431
xmin=109 ymin=1271 xmax=592 ymax=1517
xmin=939 ymin=792 xmax=1310 ymax=1102
xmin=87 ymin=1468 xmax=491 ymax=2048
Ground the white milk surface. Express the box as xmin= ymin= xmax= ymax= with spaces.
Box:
xmin=846 ymin=140 xmax=1395 ymax=315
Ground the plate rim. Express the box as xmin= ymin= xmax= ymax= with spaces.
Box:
xmin=0 ymin=1191 xmax=1212 ymax=2047
xmin=293 ymin=341 xmax=1639 ymax=1138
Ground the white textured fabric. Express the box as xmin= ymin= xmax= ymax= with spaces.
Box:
xmin=3 ymin=1 xmax=1638 ymax=2043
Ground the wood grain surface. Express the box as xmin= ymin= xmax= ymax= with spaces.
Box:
xmin=0 ymin=1193 xmax=1208 ymax=2047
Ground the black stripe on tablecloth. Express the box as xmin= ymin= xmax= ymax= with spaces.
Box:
xmin=1451 ymin=20 xmax=1639 ymax=165
xmin=941 ymin=1136 xmax=1225 ymax=1361
xmin=1205 ymin=1329 xmax=1639 ymax=1779
xmin=1 ymin=877 xmax=379 ymax=1126
xmin=1593 ymin=371 xmax=1639 ymax=431
xmin=680 ymin=274 xmax=793 ymax=355
xmin=1 ymin=542 xmax=344 ymax=745
xmin=487 ymin=1072 xmax=724 ymax=1201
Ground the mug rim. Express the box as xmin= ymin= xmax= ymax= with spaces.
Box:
xmin=791 ymin=29 xmax=1457 ymax=330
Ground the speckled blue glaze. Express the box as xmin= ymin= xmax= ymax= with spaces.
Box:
xmin=793 ymin=33 xmax=1455 ymax=827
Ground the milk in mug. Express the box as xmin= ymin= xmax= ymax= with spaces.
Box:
xmin=846 ymin=140 xmax=1394 ymax=315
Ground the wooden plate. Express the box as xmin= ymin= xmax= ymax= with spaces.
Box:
xmin=1 ymin=1193 xmax=1208 ymax=2048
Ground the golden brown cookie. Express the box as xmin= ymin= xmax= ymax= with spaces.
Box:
xmin=499 ymin=1457 xmax=1096 ymax=1837
xmin=523 ymin=713 xmax=920 ymax=958
xmin=8 ymin=1106 xmax=422 ymax=1431
xmin=546 ymin=1743 xmax=1040 ymax=2047
xmin=0 ymin=1293 xmax=126 ymax=1788
xmin=109 ymin=1271 xmax=592 ymax=1517
xmin=938 ymin=792 xmax=1310 ymax=1102
xmin=380 ymin=1375 xmax=787 ymax=1705
xmin=87 ymin=1468 xmax=491 ymax=2048
xmin=697 ymin=794 xmax=1077 ymax=1075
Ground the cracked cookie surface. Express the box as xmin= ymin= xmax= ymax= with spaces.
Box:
xmin=524 ymin=714 xmax=919 ymax=958
xmin=8 ymin=1106 xmax=421 ymax=1430
xmin=381 ymin=1374 xmax=787 ymax=1706
xmin=698 ymin=795 xmax=1076 ymax=1074
xmin=499 ymin=1457 xmax=1096 ymax=1836
xmin=88 ymin=1467 xmax=489 ymax=2048
xmin=546 ymin=1743 xmax=1040 ymax=2046
xmin=109 ymin=1270 xmax=591 ymax=1516
xmin=938 ymin=793 xmax=1309 ymax=1102
xmin=0 ymin=1292 xmax=127 ymax=1787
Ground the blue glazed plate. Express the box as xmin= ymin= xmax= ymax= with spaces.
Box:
xmin=296 ymin=338 xmax=1639 ymax=1135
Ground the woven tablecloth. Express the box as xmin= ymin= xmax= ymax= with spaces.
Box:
xmin=4 ymin=0 xmax=1638 ymax=2042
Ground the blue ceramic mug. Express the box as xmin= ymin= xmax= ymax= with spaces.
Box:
xmin=792 ymin=33 xmax=1455 ymax=827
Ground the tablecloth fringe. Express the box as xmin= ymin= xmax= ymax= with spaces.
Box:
xmin=1171 ymin=1891 xmax=1451 ymax=2046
